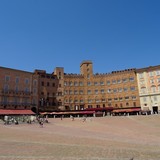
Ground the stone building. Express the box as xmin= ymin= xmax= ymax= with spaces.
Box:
xmin=0 ymin=67 xmax=36 ymax=110
xmin=0 ymin=66 xmax=64 ymax=112
xmin=34 ymin=67 xmax=64 ymax=112
xmin=0 ymin=61 xmax=142 ymax=112
xmin=63 ymin=61 xmax=140 ymax=110
xmin=136 ymin=65 xmax=160 ymax=113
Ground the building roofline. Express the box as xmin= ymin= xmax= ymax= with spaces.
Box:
xmin=80 ymin=60 xmax=92 ymax=67
xmin=0 ymin=66 xmax=32 ymax=74
xmin=136 ymin=65 xmax=160 ymax=72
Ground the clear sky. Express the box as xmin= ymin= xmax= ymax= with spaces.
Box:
xmin=0 ymin=0 xmax=160 ymax=74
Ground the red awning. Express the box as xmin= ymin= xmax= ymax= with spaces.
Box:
xmin=112 ymin=108 xmax=141 ymax=113
xmin=0 ymin=109 xmax=35 ymax=115
xmin=40 ymin=111 xmax=95 ymax=115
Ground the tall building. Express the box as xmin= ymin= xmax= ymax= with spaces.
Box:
xmin=0 ymin=61 xmax=145 ymax=112
xmin=0 ymin=67 xmax=36 ymax=110
xmin=63 ymin=61 xmax=140 ymax=110
xmin=34 ymin=67 xmax=64 ymax=112
xmin=136 ymin=65 xmax=160 ymax=113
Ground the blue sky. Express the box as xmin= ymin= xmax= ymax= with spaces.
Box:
xmin=0 ymin=0 xmax=160 ymax=74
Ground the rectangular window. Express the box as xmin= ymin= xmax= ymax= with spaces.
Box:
xmin=130 ymin=86 xmax=136 ymax=91
xmin=157 ymin=78 xmax=160 ymax=83
xmin=69 ymin=82 xmax=73 ymax=86
xmin=80 ymin=99 xmax=84 ymax=103
xmin=113 ymin=89 xmax=117 ymax=93
xmin=119 ymin=88 xmax=123 ymax=92
xmin=87 ymin=90 xmax=91 ymax=94
xmin=117 ymin=79 xmax=121 ymax=83
xmin=79 ymin=90 xmax=83 ymax=94
xmin=141 ymin=87 xmax=146 ymax=93
xmin=154 ymin=96 xmax=157 ymax=101
xmin=64 ymin=90 xmax=68 ymax=95
xmin=100 ymin=81 xmax=104 ymax=85
xmin=140 ymin=80 xmax=145 ymax=85
xmin=3 ymin=96 xmax=8 ymax=104
xmin=25 ymin=87 xmax=30 ymax=93
xmin=33 ymin=88 xmax=37 ymax=94
xmin=122 ymin=78 xmax=128 ymax=83
xmin=156 ymin=70 xmax=160 ymax=76
xmin=64 ymin=81 xmax=67 ymax=86
xmin=95 ymin=99 xmax=100 ymax=103
xmin=139 ymin=73 xmax=144 ymax=79
xmin=132 ymin=96 xmax=136 ymax=100
xmin=15 ymin=77 xmax=19 ymax=84
xmin=15 ymin=86 xmax=18 ymax=93
xmin=101 ymin=89 xmax=105 ymax=94
xmin=112 ymin=80 xmax=116 ymax=84
xmin=149 ymin=71 xmax=154 ymax=77
xmin=88 ymin=99 xmax=92 ymax=103
xmin=125 ymin=96 xmax=129 ymax=100
xmin=74 ymin=90 xmax=78 ymax=95
xmin=4 ymin=84 xmax=9 ymax=92
xmin=119 ymin=97 xmax=123 ymax=101
xmin=106 ymin=81 xmax=110 ymax=85
xmin=143 ymin=97 xmax=146 ymax=102
xmin=41 ymin=82 xmax=44 ymax=86
xmin=124 ymin=87 xmax=128 ymax=92
xmin=129 ymin=77 xmax=135 ymax=81
xmin=95 ymin=90 xmax=98 ymax=94
xmin=87 ymin=82 xmax=91 ymax=86
xmin=69 ymin=90 xmax=73 ymax=94
xmin=79 ymin=82 xmax=83 ymax=86
xmin=151 ymin=86 xmax=156 ymax=92
xmin=5 ymin=75 xmax=10 ymax=82
xmin=94 ymin=82 xmax=98 ymax=86
xmin=25 ymin=78 xmax=29 ymax=84
xmin=107 ymin=89 xmax=112 ymax=93
xmin=108 ymin=98 xmax=112 ymax=102
xmin=150 ymin=79 xmax=154 ymax=84
xmin=33 ymin=80 xmax=37 ymax=86
xmin=74 ymin=82 xmax=78 ymax=86
xmin=58 ymin=92 xmax=62 ymax=96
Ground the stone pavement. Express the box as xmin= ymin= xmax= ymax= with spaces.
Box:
xmin=0 ymin=115 xmax=160 ymax=160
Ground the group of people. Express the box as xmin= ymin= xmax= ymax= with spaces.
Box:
xmin=3 ymin=115 xmax=49 ymax=128
xmin=36 ymin=116 xmax=49 ymax=127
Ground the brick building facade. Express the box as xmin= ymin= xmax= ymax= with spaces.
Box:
xmin=63 ymin=61 xmax=140 ymax=110
xmin=0 ymin=67 xmax=35 ymax=110
xmin=0 ymin=61 xmax=142 ymax=112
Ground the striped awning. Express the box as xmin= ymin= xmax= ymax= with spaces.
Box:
xmin=112 ymin=108 xmax=141 ymax=113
